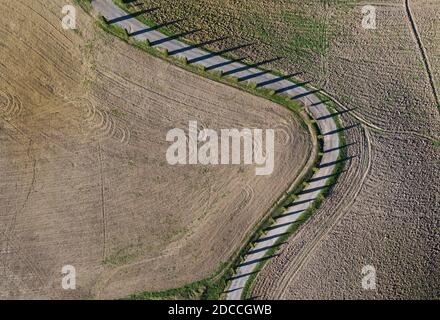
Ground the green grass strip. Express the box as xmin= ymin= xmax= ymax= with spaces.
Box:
xmin=78 ymin=2 xmax=347 ymax=299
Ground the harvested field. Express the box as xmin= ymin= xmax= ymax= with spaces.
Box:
xmin=410 ymin=0 xmax=440 ymax=104
xmin=134 ymin=0 xmax=440 ymax=298
xmin=252 ymin=127 xmax=440 ymax=299
xmin=252 ymin=2 xmax=440 ymax=299
xmin=137 ymin=0 xmax=440 ymax=133
xmin=0 ymin=0 xmax=312 ymax=298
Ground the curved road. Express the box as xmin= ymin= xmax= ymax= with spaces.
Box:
xmin=92 ymin=0 xmax=342 ymax=300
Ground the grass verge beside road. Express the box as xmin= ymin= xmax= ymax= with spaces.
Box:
xmin=82 ymin=2 xmax=346 ymax=300
xmin=240 ymin=102 xmax=347 ymax=299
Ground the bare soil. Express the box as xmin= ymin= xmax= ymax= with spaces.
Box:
xmin=253 ymin=120 xmax=440 ymax=299
xmin=142 ymin=0 xmax=440 ymax=299
xmin=252 ymin=1 xmax=440 ymax=299
xmin=139 ymin=0 xmax=440 ymax=134
xmin=410 ymin=0 xmax=440 ymax=104
xmin=0 ymin=0 xmax=311 ymax=299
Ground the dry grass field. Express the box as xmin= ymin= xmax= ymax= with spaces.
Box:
xmin=0 ymin=0 xmax=312 ymax=298
xmin=1 ymin=0 xmax=438 ymax=300
xmin=138 ymin=0 xmax=439 ymax=133
xmin=251 ymin=1 xmax=440 ymax=299
xmin=134 ymin=0 xmax=440 ymax=298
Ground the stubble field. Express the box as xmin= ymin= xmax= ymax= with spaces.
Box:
xmin=0 ymin=0 xmax=312 ymax=299
xmin=136 ymin=0 xmax=440 ymax=298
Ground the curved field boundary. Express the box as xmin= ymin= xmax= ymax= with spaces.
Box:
xmin=405 ymin=0 xmax=439 ymax=107
xmin=91 ymin=0 xmax=343 ymax=300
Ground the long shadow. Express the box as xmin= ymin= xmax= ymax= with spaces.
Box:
xmin=323 ymin=142 xmax=356 ymax=154
xmin=316 ymin=108 xmax=357 ymax=121
xmin=223 ymin=287 xmax=243 ymax=294
xmin=150 ymin=28 xmax=201 ymax=46
xmin=238 ymin=70 xmax=271 ymax=82
xmin=255 ymin=232 xmax=289 ymax=243
xmin=237 ymin=254 xmax=278 ymax=268
xmin=310 ymin=99 xmax=330 ymax=107
xmin=254 ymin=232 xmax=288 ymax=243
xmin=227 ymin=270 xmax=260 ymax=281
xmin=128 ymin=19 xmax=183 ymax=37
xmin=264 ymin=221 xmax=295 ymax=232
xmin=293 ymin=216 xmax=310 ymax=224
xmin=222 ymin=57 xmax=282 ymax=77
xmin=297 ymin=182 xmax=337 ymax=196
xmin=256 ymin=72 xmax=303 ymax=88
xmin=291 ymin=89 xmax=320 ymax=100
xmin=246 ymin=295 xmax=261 ymax=300
xmin=188 ymin=43 xmax=254 ymax=65
xmin=275 ymin=81 xmax=310 ymax=94
xmin=274 ymin=209 xmax=304 ymax=219
xmin=204 ymin=56 xmax=248 ymax=71
xmin=107 ymin=8 xmax=158 ymax=25
xmin=123 ymin=0 xmax=143 ymax=7
xmin=318 ymin=156 xmax=355 ymax=169
xmin=168 ymin=36 xmax=229 ymax=56
xmin=288 ymin=197 xmax=315 ymax=207
xmin=322 ymin=123 xmax=359 ymax=136
xmin=247 ymin=242 xmax=285 ymax=255
xmin=307 ymin=170 xmax=346 ymax=183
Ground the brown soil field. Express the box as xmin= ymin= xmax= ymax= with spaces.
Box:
xmin=0 ymin=0 xmax=312 ymax=298
xmin=139 ymin=0 xmax=440 ymax=134
xmin=252 ymin=116 xmax=440 ymax=299
xmin=251 ymin=1 xmax=440 ymax=299
xmin=133 ymin=0 xmax=440 ymax=299
xmin=411 ymin=0 xmax=440 ymax=103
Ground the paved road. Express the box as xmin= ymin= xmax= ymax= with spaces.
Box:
xmin=92 ymin=0 xmax=341 ymax=300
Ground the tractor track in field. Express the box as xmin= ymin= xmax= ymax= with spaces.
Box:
xmin=91 ymin=0 xmax=440 ymax=300
xmin=269 ymin=125 xmax=372 ymax=299
xmin=91 ymin=0 xmax=346 ymax=300
xmin=405 ymin=0 xmax=439 ymax=107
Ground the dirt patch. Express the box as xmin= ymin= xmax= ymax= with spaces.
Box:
xmin=0 ymin=0 xmax=311 ymax=298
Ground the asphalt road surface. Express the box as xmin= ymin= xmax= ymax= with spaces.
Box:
xmin=92 ymin=0 xmax=341 ymax=300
